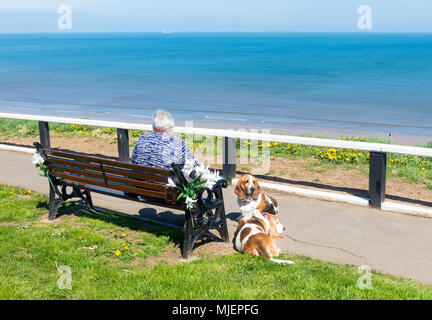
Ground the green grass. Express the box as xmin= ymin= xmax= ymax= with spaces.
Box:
xmin=1 ymin=183 xmax=432 ymax=299
xmin=0 ymin=119 xmax=76 ymax=138
xmin=0 ymin=184 xmax=49 ymax=222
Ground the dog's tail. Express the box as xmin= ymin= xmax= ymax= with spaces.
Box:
xmin=255 ymin=239 xmax=295 ymax=265
xmin=270 ymin=258 xmax=295 ymax=265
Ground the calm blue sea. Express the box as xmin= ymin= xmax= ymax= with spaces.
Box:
xmin=0 ymin=33 xmax=431 ymax=141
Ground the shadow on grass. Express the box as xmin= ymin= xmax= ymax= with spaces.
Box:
xmin=36 ymin=200 xmax=77 ymax=213
xmin=38 ymin=199 xmax=231 ymax=255
xmin=36 ymin=198 xmax=183 ymax=245
xmin=83 ymin=204 xmax=226 ymax=254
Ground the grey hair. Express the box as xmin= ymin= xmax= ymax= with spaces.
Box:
xmin=152 ymin=109 xmax=175 ymax=131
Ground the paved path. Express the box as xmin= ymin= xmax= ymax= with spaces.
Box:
xmin=1 ymin=150 xmax=432 ymax=285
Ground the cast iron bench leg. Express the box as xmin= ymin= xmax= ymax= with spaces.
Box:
xmin=220 ymin=206 xmax=229 ymax=243
xmin=85 ymin=191 xmax=94 ymax=210
xmin=48 ymin=186 xmax=62 ymax=220
xmin=182 ymin=210 xmax=193 ymax=259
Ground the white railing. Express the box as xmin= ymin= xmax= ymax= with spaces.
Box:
xmin=1 ymin=112 xmax=431 ymax=158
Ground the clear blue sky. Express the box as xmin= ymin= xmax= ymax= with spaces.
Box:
xmin=0 ymin=0 xmax=431 ymax=33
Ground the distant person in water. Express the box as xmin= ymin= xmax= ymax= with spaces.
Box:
xmin=131 ymin=109 xmax=199 ymax=170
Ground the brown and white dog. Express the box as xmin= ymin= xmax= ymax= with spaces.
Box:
xmin=234 ymin=174 xmax=279 ymax=218
xmin=234 ymin=210 xmax=294 ymax=264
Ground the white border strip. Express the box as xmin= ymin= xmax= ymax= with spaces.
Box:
xmin=381 ymin=202 xmax=432 ymax=218
xmin=233 ymin=178 xmax=432 ymax=218
xmin=1 ymin=112 xmax=432 ymax=157
xmin=0 ymin=144 xmax=34 ymax=154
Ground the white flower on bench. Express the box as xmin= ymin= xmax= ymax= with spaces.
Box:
xmin=32 ymin=150 xmax=49 ymax=178
xmin=32 ymin=150 xmax=45 ymax=166
xmin=166 ymin=160 xmax=222 ymax=210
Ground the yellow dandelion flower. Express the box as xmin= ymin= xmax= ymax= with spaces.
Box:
xmin=115 ymin=250 xmax=121 ymax=257
xmin=121 ymin=233 xmax=126 ymax=237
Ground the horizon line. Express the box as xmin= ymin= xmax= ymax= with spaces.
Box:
xmin=1 ymin=31 xmax=432 ymax=34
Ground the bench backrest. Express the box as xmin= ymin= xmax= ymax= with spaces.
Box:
xmin=43 ymin=148 xmax=179 ymax=203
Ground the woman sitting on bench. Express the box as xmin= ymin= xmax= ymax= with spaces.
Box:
xmin=131 ymin=109 xmax=199 ymax=170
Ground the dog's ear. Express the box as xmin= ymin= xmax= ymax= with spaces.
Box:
xmin=237 ymin=218 xmax=246 ymax=229
xmin=251 ymin=178 xmax=261 ymax=200
xmin=270 ymin=196 xmax=278 ymax=208
xmin=267 ymin=215 xmax=284 ymax=239
xmin=234 ymin=179 xmax=246 ymax=201
xmin=263 ymin=196 xmax=279 ymax=215
xmin=234 ymin=218 xmax=245 ymax=238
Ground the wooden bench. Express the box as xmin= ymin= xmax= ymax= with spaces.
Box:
xmin=33 ymin=142 xmax=229 ymax=258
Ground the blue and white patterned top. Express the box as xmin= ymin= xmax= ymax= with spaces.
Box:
xmin=131 ymin=131 xmax=198 ymax=170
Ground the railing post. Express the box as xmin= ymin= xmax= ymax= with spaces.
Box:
xmin=38 ymin=121 xmax=50 ymax=149
xmin=369 ymin=151 xmax=387 ymax=209
xmin=117 ymin=128 xmax=130 ymax=162
xmin=223 ymin=137 xmax=236 ymax=185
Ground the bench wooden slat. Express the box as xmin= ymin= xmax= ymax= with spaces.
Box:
xmin=51 ymin=170 xmax=177 ymax=201
xmin=49 ymin=164 xmax=173 ymax=192
xmin=46 ymin=156 xmax=169 ymax=183
xmin=45 ymin=149 xmax=171 ymax=176
xmin=61 ymin=180 xmax=185 ymax=211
